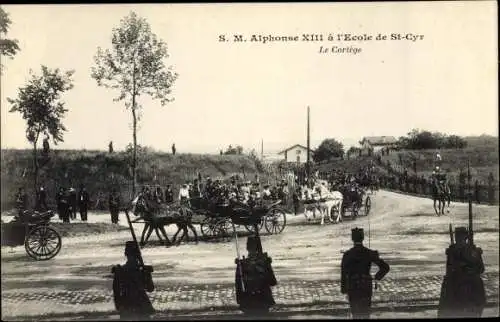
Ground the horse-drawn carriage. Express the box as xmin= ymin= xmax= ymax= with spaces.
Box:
xmin=191 ymin=197 xmax=287 ymax=239
xmin=340 ymin=185 xmax=371 ymax=218
xmin=130 ymin=193 xmax=287 ymax=246
xmin=1 ymin=210 xmax=62 ymax=260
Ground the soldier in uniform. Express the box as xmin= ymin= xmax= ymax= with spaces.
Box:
xmin=438 ymin=227 xmax=486 ymax=318
xmin=77 ymin=184 xmax=90 ymax=221
xmin=109 ymin=188 xmax=121 ymax=224
xmin=235 ymin=236 xmax=277 ymax=316
xmin=341 ymin=228 xmax=390 ymax=319
xmin=112 ymin=241 xmax=155 ymax=320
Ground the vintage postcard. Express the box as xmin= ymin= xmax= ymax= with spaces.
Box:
xmin=1 ymin=2 xmax=498 ymax=320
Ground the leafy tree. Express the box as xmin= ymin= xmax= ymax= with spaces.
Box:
xmin=8 ymin=66 xmax=74 ymax=192
xmin=313 ymin=138 xmax=344 ymax=162
xmin=444 ymin=135 xmax=467 ymax=149
xmin=0 ymin=7 xmax=20 ymax=74
xmin=224 ymin=144 xmax=243 ymax=155
xmin=91 ymin=11 xmax=178 ymax=197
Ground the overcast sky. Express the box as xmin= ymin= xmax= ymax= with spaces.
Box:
xmin=1 ymin=2 xmax=497 ymax=154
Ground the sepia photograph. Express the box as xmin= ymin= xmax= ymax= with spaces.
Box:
xmin=1 ymin=2 xmax=498 ymax=320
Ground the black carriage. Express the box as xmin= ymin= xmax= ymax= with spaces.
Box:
xmin=1 ymin=210 xmax=62 ymax=260
xmin=341 ymin=186 xmax=371 ymax=217
xmin=233 ymin=199 xmax=286 ymax=235
xmin=190 ymin=197 xmax=286 ymax=238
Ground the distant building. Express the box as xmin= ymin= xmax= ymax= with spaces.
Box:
xmin=277 ymin=144 xmax=314 ymax=164
xmin=360 ymin=136 xmax=398 ymax=152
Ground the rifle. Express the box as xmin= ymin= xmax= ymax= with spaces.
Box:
xmin=232 ymin=222 xmax=246 ymax=293
xmin=124 ymin=207 xmax=154 ymax=291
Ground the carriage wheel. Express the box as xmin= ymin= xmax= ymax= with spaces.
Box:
xmin=244 ymin=220 xmax=264 ymax=234
xmin=265 ymin=208 xmax=286 ymax=235
xmin=25 ymin=225 xmax=62 ymax=261
xmin=364 ymin=197 xmax=371 ymax=215
xmin=200 ymin=218 xmax=216 ymax=238
xmin=214 ymin=218 xmax=231 ymax=239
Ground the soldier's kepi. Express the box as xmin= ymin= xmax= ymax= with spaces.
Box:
xmin=341 ymin=227 xmax=390 ymax=319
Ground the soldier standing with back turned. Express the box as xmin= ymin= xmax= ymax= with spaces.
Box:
xmin=438 ymin=226 xmax=486 ymax=318
xmin=112 ymin=241 xmax=155 ymax=320
xmin=341 ymin=228 xmax=390 ymax=319
xmin=235 ymin=236 xmax=277 ymax=316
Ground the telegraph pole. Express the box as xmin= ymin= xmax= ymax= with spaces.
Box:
xmin=261 ymin=139 xmax=264 ymax=160
xmin=306 ymin=106 xmax=310 ymax=182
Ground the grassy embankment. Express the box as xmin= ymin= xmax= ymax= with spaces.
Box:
xmin=1 ymin=149 xmax=266 ymax=212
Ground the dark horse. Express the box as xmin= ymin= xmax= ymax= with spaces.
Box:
xmin=432 ymin=180 xmax=451 ymax=216
xmin=132 ymin=195 xmax=198 ymax=246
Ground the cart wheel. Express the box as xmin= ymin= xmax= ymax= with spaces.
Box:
xmin=364 ymin=196 xmax=371 ymax=215
xmin=200 ymin=218 xmax=215 ymax=238
xmin=214 ymin=218 xmax=231 ymax=239
xmin=25 ymin=225 xmax=61 ymax=261
xmin=265 ymin=208 xmax=286 ymax=235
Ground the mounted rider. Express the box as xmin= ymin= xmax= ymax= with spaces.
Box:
xmin=433 ymin=166 xmax=450 ymax=194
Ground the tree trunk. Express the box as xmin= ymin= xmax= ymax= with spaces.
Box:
xmin=132 ymin=103 xmax=137 ymax=198
xmin=33 ymin=141 xmax=38 ymax=196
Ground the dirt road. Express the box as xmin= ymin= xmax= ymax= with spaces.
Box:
xmin=2 ymin=190 xmax=499 ymax=319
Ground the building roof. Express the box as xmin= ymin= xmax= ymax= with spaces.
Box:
xmin=361 ymin=136 xmax=398 ymax=145
xmin=277 ymin=144 xmax=315 ymax=155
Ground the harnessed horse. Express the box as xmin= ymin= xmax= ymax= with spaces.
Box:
xmin=301 ymin=183 xmax=343 ymax=225
xmin=132 ymin=194 xmax=198 ymax=246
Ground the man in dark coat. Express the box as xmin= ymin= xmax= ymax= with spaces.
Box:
xmin=112 ymin=241 xmax=155 ymax=320
xmin=78 ymin=185 xmax=90 ymax=221
xmin=438 ymin=227 xmax=486 ymax=318
xmin=109 ymin=188 xmax=121 ymax=224
xmin=341 ymin=228 xmax=390 ymax=319
xmin=235 ymin=236 xmax=277 ymax=316
xmin=56 ymin=187 xmax=70 ymax=223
